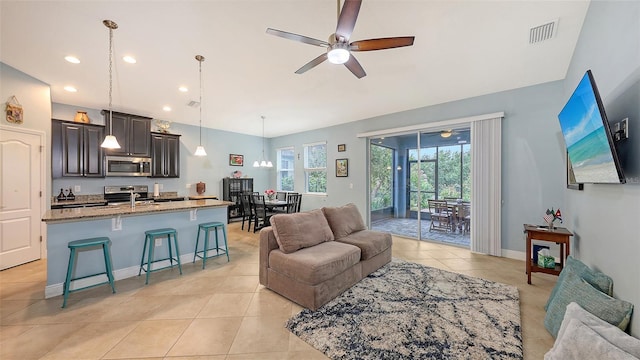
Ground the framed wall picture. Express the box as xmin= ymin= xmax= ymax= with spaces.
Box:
xmin=336 ymin=158 xmax=348 ymax=177
xmin=566 ymin=151 xmax=583 ymax=190
xmin=337 ymin=144 xmax=346 ymax=152
xmin=229 ymin=154 xmax=244 ymax=166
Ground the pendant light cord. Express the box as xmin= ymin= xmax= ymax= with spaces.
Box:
xmin=108 ymin=23 xmax=114 ymax=134
xmin=199 ymin=58 xmax=203 ymax=145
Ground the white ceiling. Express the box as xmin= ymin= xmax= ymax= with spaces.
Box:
xmin=1 ymin=1 xmax=589 ymax=138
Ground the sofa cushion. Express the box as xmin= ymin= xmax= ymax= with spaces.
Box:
xmin=322 ymin=203 xmax=367 ymax=239
xmin=336 ymin=229 xmax=392 ymax=261
xmin=270 ymin=209 xmax=335 ymax=254
xmin=268 ymin=241 xmax=361 ymax=285
xmin=553 ymin=302 xmax=640 ymax=358
xmin=544 ymin=318 xmax=637 ymax=360
xmin=544 ymin=271 xmax=633 ymax=338
xmin=545 ymin=255 xmax=613 ymax=311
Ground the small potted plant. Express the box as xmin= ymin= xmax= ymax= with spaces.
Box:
xmin=265 ymin=189 xmax=275 ymax=200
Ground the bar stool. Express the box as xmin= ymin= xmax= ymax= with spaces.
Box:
xmin=62 ymin=237 xmax=116 ymax=308
xmin=139 ymin=228 xmax=182 ymax=284
xmin=193 ymin=221 xmax=230 ymax=269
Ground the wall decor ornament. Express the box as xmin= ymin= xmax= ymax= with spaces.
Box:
xmin=338 ymin=144 xmax=346 ymax=152
xmin=229 ymin=154 xmax=244 ymax=166
xmin=5 ymin=95 xmax=23 ymax=124
xmin=336 ymin=158 xmax=348 ymax=177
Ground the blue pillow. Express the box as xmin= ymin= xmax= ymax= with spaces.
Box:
xmin=545 ymin=256 xmax=613 ymax=311
xmin=544 ymin=270 xmax=633 ymax=338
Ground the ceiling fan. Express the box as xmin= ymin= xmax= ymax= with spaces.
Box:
xmin=266 ymin=0 xmax=415 ymax=79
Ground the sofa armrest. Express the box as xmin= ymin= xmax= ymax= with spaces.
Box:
xmin=259 ymin=226 xmax=279 ymax=286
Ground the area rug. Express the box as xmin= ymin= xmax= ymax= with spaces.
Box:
xmin=286 ymin=259 xmax=522 ymax=360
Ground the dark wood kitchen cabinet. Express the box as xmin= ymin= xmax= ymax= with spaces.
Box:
xmin=150 ymin=132 xmax=181 ymax=178
xmin=52 ymin=119 xmax=105 ymax=178
xmin=102 ymin=110 xmax=152 ymax=157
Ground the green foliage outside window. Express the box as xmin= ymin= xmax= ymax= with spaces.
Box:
xmin=370 ymin=145 xmax=393 ymax=211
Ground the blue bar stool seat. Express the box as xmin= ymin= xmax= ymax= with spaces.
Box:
xmin=139 ymin=228 xmax=182 ymax=284
xmin=62 ymin=237 xmax=116 ymax=308
xmin=193 ymin=221 xmax=230 ymax=269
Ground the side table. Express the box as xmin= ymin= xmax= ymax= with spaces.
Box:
xmin=523 ymin=224 xmax=573 ymax=284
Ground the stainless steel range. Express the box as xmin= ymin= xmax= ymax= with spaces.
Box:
xmin=104 ymin=185 xmax=154 ymax=206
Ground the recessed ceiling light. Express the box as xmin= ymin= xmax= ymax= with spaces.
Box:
xmin=122 ymin=56 xmax=136 ymax=64
xmin=64 ymin=56 xmax=80 ymax=64
xmin=162 ymin=106 xmax=171 ymax=112
xmin=178 ymin=86 xmax=188 ymax=92
xmin=64 ymin=86 xmax=78 ymax=92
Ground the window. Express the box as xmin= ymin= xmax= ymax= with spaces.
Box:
xmin=277 ymin=147 xmax=295 ymax=191
xmin=303 ymin=141 xmax=327 ymax=194
xmin=370 ymin=144 xmax=394 ymax=211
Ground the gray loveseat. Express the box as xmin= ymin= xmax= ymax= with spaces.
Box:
xmin=259 ymin=203 xmax=392 ymax=310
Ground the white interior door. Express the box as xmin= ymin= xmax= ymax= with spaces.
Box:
xmin=0 ymin=126 xmax=43 ymax=270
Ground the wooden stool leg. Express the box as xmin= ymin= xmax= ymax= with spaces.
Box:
xmin=102 ymin=243 xmax=116 ymax=293
xmin=193 ymin=226 xmax=202 ymax=263
xmin=62 ymin=248 xmax=76 ymax=308
xmin=172 ymin=232 xmax=182 ymax=274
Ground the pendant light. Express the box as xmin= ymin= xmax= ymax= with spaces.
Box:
xmin=253 ymin=115 xmax=273 ymax=167
xmin=193 ymin=55 xmax=207 ymax=156
xmin=100 ymin=20 xmax=121 ymax=149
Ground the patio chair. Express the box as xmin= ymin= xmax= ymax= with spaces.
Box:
xmin=428 ymin=199 xmax=453 ymax=232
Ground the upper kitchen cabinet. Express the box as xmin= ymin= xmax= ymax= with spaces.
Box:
xmin=150 ymin=132 xmax=181 ymax=178
xmin=102 ymin=110 xmax=152 ymax=157
xmin=52 ymin=119 xmax=105 ymax=178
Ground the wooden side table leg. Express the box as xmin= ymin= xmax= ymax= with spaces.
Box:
xmin=560 ymin=242 xmax=565 ymax=269
xmin=526 ymin=233 xmax=532 ymax=284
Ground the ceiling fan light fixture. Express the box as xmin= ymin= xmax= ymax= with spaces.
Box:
xmin=328 ymin=46 xmax=350 ymax=64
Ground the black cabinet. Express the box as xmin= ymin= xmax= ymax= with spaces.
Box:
xmin=102 ymin=110 xmax=152 ymax=157
xmin=223 ymin=177 xmax=253 ymax=223
xmin=150 ymin=132 xmax=181 ymax=178
xmin=52 ymin=119 xmax=105 ymax=178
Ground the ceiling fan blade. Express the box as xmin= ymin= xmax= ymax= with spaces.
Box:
xmin=295 ymin=53 xmax=328 ymax=75
xmin=350 ymin=36 xmax=415 ymax=51
xmin=344 ymin=55 xmax=366 ymax=79
xmin=335 ymin=0 xmax=362 ymax=42
xmin=266 ymin=28 xmax=329 ymax=47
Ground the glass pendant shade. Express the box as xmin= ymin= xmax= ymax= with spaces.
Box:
xmin=101 ymin=134 xmax=121 ymax=149
xmin=254 ymin=115 xmax=273 ymax=167
xmin=253 ymin=160 xmax=260 ymax=167
xmin=194 ymin=145 xmax=207 ymax=156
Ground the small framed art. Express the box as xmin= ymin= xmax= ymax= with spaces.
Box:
xmin=229 ymin=154 xmax=244 ymax=166
xmin=336 ymin=158 xmax=348 ymax=177
xmin=338 ymin=144 xmax=346 ymax=152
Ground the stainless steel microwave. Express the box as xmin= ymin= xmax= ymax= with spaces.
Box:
xmin=105 ymin=156 xmax=151 ymax=177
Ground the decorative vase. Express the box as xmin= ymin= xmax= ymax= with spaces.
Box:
xmin=267 ymin=194 xmax=274 ymax=201
xmin=74 ymin=111 xmax=90 ymax=123
xmin=196 ymin=182 xmax=206 ymax=195
xmin=546 ymin=220 xmax=555 ymax=230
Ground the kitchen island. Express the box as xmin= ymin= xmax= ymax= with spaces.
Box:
xmin=41 ymin=199 xmax=232 ymax=298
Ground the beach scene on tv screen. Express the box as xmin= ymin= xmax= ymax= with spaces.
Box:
xmin=559 ymin=74 xmax=620 ymax=183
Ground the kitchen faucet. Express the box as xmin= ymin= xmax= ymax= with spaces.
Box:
xmin=130 ymin=190 xmax=140 ymax=208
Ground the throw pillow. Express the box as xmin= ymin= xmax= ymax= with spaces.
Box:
xmin=544 ymin=318 xmax=637 ymax=360
xmin=270 ymin=209 xmax=335 ymax=254
xmin=554 ymin=302 xmax=640 ymax=358
xmin=545 ymin=255 xmax=613 ymax=311
xmin=322 ymin=203 xmax=366 ymax=239
xmin=544 ymin=271 xmax=633 ymax=338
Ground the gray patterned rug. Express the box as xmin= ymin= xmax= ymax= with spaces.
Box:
xmin=286 ymin=259 xmax=522 ymax=360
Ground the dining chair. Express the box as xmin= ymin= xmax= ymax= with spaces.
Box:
xmin=286 ymin=193 xmax=302 ymax=213
xmin=461 ymin=203 xmax=471 ymax=234
xmin=276 ymin=191 xmax=287 ymax=201
xmin=240 ymin=192 xmax=255 ymax=232
xmin=427 ymin=199 xmax=452 ymax=232
xmin=251 ymin=194 xmax=272 ymax=233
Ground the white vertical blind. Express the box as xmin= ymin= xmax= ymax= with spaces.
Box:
xmin=470 ymin=116 xmax=502 ymax=255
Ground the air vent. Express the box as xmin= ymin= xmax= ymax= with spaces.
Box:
xmin=187 ymin=100 xmax=200 ymax=108
xmin=529 ymin=19 xmax=558 ymax=44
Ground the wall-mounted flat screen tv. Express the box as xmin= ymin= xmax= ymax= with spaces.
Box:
xmin=558 ymin=70 xmax=625 ymax=184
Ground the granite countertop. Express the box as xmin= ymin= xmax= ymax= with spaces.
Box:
xmin=188 ymin=195 xmax=219 ymax=200
xmin=42 ymin=199 xmax=233 ymax=223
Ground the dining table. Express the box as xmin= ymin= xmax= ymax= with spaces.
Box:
xmin=265 ymin=199 xmax=288 ymax=212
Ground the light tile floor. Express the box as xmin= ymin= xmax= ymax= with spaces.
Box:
xmin=0 ymin=222 xmax=557 ymax=359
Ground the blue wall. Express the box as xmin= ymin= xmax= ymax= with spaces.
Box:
xmin=562 ymin=0 xmax=640 ymax=336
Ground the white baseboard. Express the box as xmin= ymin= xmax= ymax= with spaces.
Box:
xmin=45 ymin=252 xmax=195 ymax=299
xmin=501 ymin=249 xmax=526 ymax=261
